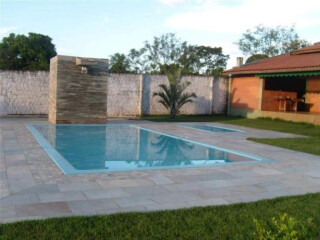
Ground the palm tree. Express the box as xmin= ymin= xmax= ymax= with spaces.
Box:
xmin=153 ymin=64 xmax=197 ymax=118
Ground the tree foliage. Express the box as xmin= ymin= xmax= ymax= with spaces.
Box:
xmin=180 ymin=45 xmax=228 ymax=75
xmin=109 ymin=53 xmax=131 ymax=73
xmin=144 ymin=33 xmax=187 ymax=73
xmin=0 ymin=32 xmax=56 ymax=71
xmin=236 ymin=25 xmax=310 ymax=57
xmin=245 ymin=54 xmax=269 ymax=64
xmin=109 ymin=33 xmax=229 ymax=76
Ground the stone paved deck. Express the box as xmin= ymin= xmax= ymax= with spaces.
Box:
xmin=1 ymin=117 xmax=320 ymax=223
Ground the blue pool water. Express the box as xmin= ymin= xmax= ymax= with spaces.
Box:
xmin=28 ymin=124 xmax=268 ymax=174
xmin=180 ymin=124 xmax=244 ymax=133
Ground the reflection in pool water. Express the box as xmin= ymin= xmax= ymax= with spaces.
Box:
xmin=31 ymin=124 xmax=261 ymax=174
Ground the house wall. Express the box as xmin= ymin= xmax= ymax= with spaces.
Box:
xmin=307 ymin=77 xmax=320 ymax=113
xmin=261 ymin=90 xmax=297 ymax=111
xmin=230 ymin=76 xmax=261 ymax=110
xmin=0 ymin=70 xmax=228 ymax=117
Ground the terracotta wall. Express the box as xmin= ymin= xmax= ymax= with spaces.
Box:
xmin=261 ymin=90 xmax=297 ymax=111
xmin=230 ymin=76 xmax=260 ymax=110
xmin=307 ymin=77 xmax=320 ymax=113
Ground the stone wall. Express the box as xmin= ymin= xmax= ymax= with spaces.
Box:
xmin=0 ymin=71 xmax=49 ymax=115
xmin=142 ymin=75 xmax=215 ymax=115
xmin=109 ymin=74 xmax=228 ymax=116
xmin=0 ymin=70 xmax=228 ymax=117
xmin=107 ymin=74 xmax=142 ymax=117
xmin=48 ymin=55 xmax=108 ymax=124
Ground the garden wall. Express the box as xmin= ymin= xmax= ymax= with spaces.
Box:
xmin=0 ymin=71 xmax=49 ymax=115
xmin=0 ymin=71 xmax=228 ymax=117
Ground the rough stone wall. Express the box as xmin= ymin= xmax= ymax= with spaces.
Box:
xmin=0 ymin=71 xmax=49 ymax=115
xmin=141 ymin=75 xmax=168 ymax=115
xmin=107 ymin=74 xmax=142 ymax=117
xmin=179 ymin=75 xmax=213 ymax=115
xmin=0 ymin=70 xmax=228 ymax=117
xmin=141 ymin=75 xmax=227 ymax=115
xmin=212 ymin=77 xmax=228 ymax=114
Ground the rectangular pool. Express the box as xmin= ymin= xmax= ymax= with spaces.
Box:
xmin=180 ymin=124 xmax=244 ymax=133
xmin=28 ymin=124 xmax=269 ymax=174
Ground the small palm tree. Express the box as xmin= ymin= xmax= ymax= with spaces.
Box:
xmin=153 ymin=64 xmax=197 ymax=119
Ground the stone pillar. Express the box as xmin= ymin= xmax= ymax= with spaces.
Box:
xmin=48 ymin=55 xmax=108 ymax=124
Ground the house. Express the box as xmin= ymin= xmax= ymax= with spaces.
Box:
xmin=222 ymin=42 xmax=320 ymax=125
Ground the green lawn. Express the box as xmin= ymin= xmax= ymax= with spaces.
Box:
xmin=1 ymin=193 xmax=320 ymax=240
xmin=141 ymin=115 xmax=320 ymax=156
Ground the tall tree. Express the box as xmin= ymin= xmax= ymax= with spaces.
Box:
xmin=109 ymin=53 xmax=131 ymax=73
xmin=180 ymin=45 xmax=229 ymax=75
xmin=127 ymin=48 xmax=148 ymax=73
xmin=113 ymin=33 xmax=229 ymax=75
xmin=236 ymin=25 xmax=310 ymax=57
xmin=0 ymin=33 xmax=57 ymax=71
xmin=144 ymin=33 xmax=188 ymax=73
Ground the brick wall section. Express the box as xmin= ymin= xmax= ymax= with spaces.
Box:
xmin=0 ymin=71 xmax=49 ymax=115
xmin=261 ymin=90 xmax=297 ymax=111
xmin=307 ymin=77 xmax=320 ymax=113
xmin=230 ymin=76 xmax=260 ymax=110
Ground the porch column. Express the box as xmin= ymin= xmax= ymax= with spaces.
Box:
xmin=258 ymin=78 xmax=264 ymax=111
xmin=227 ymin=76 xmax=232 ymax=115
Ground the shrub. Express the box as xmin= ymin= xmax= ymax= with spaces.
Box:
xmin=253 ymin=213 xmax=313 ymax=240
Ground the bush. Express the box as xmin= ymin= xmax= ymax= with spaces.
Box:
xmin=253 ymin=213 xmax=313 ymax=240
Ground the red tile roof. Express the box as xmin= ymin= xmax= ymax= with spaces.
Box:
xmin=222 ymin=42 xmax=320 ymax=76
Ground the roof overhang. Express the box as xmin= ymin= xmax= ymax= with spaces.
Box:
xmin=222 ymin=67 xmax=320 ymax=77
xmin=255 ymin=71 xmax=320 ymax=78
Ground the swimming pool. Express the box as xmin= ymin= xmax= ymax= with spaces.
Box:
xmin=28 ymin=124 xmax=270 ymax=174
xmin=180 ymin=124 xmax=244 ymax=133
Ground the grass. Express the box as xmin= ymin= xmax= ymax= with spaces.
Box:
xmin=141 ymin=115 xmax=320 ymax=156
xmin=1 ymin=193 xmax=320 ymax=240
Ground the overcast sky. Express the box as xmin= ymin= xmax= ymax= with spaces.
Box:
xmin=1 ymin=0 xmax=320 ymax=68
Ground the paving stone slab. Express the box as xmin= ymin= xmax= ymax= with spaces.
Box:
xmin=67 ymin=199 xmax=119 ymax=213
xmin=0 ymin=193 xmax=40 ymax=206
xmin=97 ymin=179 xmax=154 ymax=188
xmin=15 ymin=202 xmax=71 ymax=217
xmin=114 ymin=195 xmax=158 ymax=208
xmin=124 ymin=185 xmax=169 ymax=197
xmin=39 ymin=191 xmax=87 ymax=203
xmin=57 ymin=182 xmax=102 ymax=192
xmin=83 ymin=188 xmax=129 ymax=199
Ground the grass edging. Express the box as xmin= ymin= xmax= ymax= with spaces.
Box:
xmin=1 ymin=193 xmax=320 ymax=240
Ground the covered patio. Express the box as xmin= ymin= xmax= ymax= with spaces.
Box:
xmin=223 ymin=42 xmax=320 ymax=125
xmin=259 ymin=72 xmax=320 ymax=114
